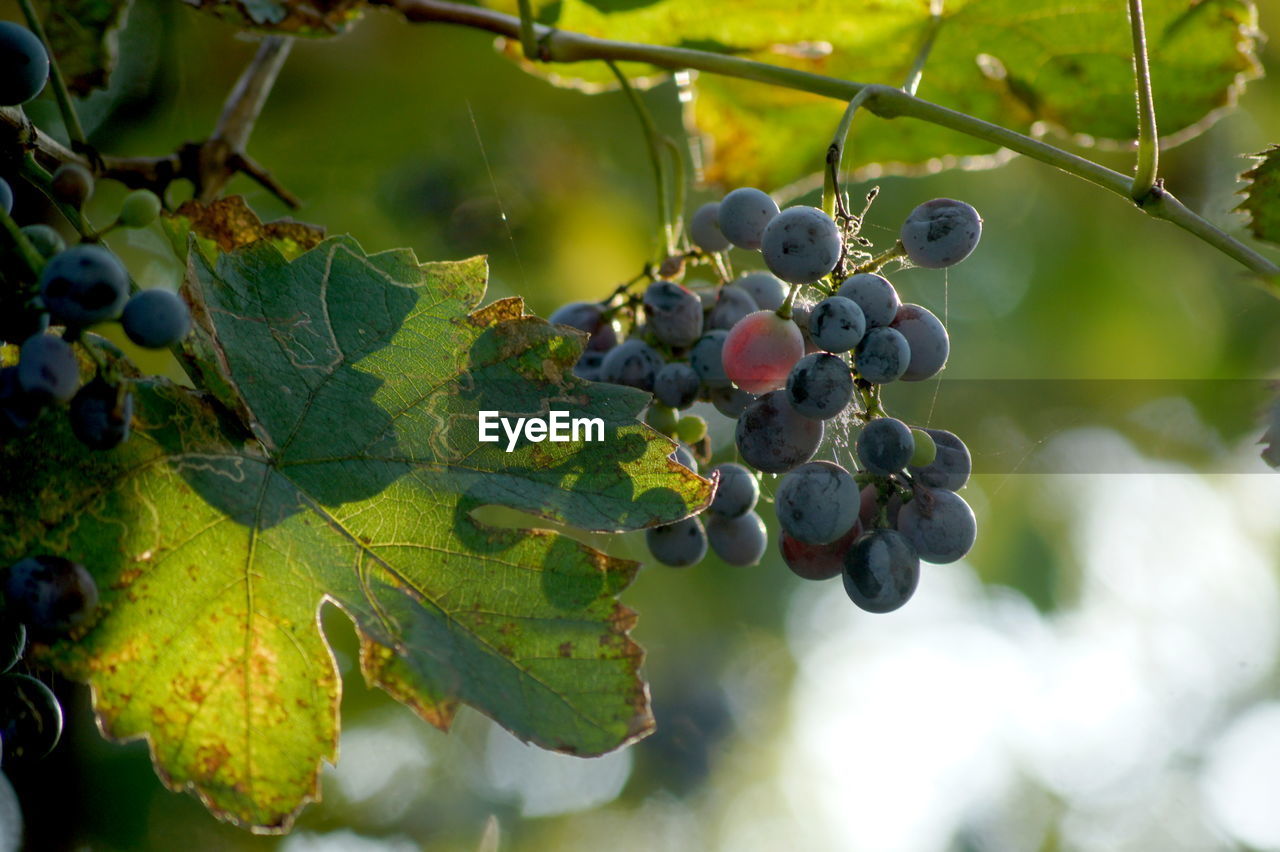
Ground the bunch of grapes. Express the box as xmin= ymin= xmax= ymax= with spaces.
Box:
xmin=0 ymin=25 xmax=189 ymax=452
xmin=551 ymin=186 xmax=982 ymax=613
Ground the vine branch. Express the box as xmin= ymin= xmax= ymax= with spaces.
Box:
xmin=1127 ymin=0 xmax=1159 ymax=202
xmin=378 ymin=0 xmax=1279 ymax=281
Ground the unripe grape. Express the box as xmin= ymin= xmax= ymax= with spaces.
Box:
xmin=50 ymin=163 xmax=94 ymax=209
xmin=646 ymin=404 xmax=679 ymax=436
xmin=717 ymin=187 xmax=779 ymax=250
xmin=722 ymin=309 xmax=805 ymax=394
xmin=0 ymin=23 xmax=49 ymax=107
xmin=118 ymin=189 xmax=162 ymax=228
xmin=19 ymin=224 xmax=64 ymax=259
xmin=690 ymin=201 xmax=729 ymax=252
xmin=908 ymin=428 xmax=971 ymax=491
xmin=900 ymin=198 xmax=982 ymax=268
xmin=909 ymin=429 xmax=937 ymax=467
xmin=675 ymin=414 xmax=707 ymax=444
xmin=761 ymin=206 xmax=842 ymax=284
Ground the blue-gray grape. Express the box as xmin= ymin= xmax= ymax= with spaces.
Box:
xmin=775 ymin=461 xmax=860 ymax=544
xmin=908 ymin=428 xmax=970 ymax=491
xmin=654 ymin=362 xmax=701 ymax=409
xmin=646 ymin=517 xmax=708 ymax=567
xmin=843 ymin=529 xmax=920 ymax=613
xmin=690 ymin=330 xmax=730 ymax=388
xmin=707 ymin=285 xmax=758 ymax=331
xmin=736 ymin=272 xmax=787 ymax=311
xmin=643 ymin=281 xmax=703 ymax=347
xmin=785 ymin=352 xmax=853 ymax=420
xmin=735 ymin=390 xmax=824 ymax=473
xmin=900 ymin=198 xmax=982 ymax=268
xmin=761 ymin=206 xmax=842 ymax=284
xmin=573 ymin=349 xmax=606 ymax=381
xmin=600 ymin=338 xmax=663 ymax=391
xmin=836 ymin=273 xmax=900 ymax=329
xmin=121 ymin=289 xmax=191 ymax=349
xmin=0 ymin=22 xmax=48 ymax=107
xmin=0 ymin=177 xmax=11 ymax=215
xmin=896 ymin=487 xmax=976 ymax=564
xmin=857 ymin=416 xmax=914 ymax=475
xmin=890 ymin=303 xmax=948 ymax=381
xmin=717 ymin=187 xmax=779 ymax=250
xmin=69 ymin=377 xmax=132 ymax=450
xmin=707 ymin=511 xmax=767 ymax=565
xmin=855 ymin=326 xmax=910 ymax=383
xmin=808 ymin=296 xmax=865 ymax=353
xmin=17 ymin=334 xmax=78 ymax=403
xmin=549 ymin=301 xmax=617 ymax=351
xmin=690 ymin=201 xmax=730 ymax=252
xmin=19 ymin=224 xmax=64 ymax=259
xmin=0 ymin=673 xmax=62 ymax=762
xmin=39 ymin=245 xmax=129 ymax=327
xmin=710 ymin=384 xmax=755 ymax=418
xmin=2 ymin=555 xmax=99 ymax=636
xmin=708 ymin=462 xmax=758 ymax=518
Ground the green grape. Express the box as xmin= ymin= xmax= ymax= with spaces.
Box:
xmin=909 ymin=428 xmax=937 ymax=467
xmin=118 ymin=189 xmax=161 ymax=228
xmin=646 ymin=404 xmax=679 ymax=436
xmin=675 ymin=414 xmax=707 ymax=444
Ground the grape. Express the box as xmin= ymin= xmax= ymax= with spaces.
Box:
xmin=654 ymin=362 xmax=701 ymax=409
xmin=644 ymin=281 xmax=703 ymax=347
xmin=646 ymin=403 xmax=678 ymax=436
xmin=707 ymin=511 xmax=768 ymax=566
xmin=859 ymin=483 xmax=903 ymax=531
xmin=717 ymin=187 xmax=779 ymax=250
xmin=891 ymin=303 xmax=949 ymax=381
xmin=0 ymin=619 xmax=23 ymax=674
xmin=897 ymin=488 xmax=977 ymax=564
xmin=0 ymin=22 xmax=48 ymax=107
xmin=710 ymin=384 xmax=755 ymax=418
xmin=854 ymin=326 xmax=910 ymax=384
xmin=785 ymin=352 xmax=853 ymax=420
xmin=676 ymin=414 xmax=707 ymax=444
xmin=573 ymin=349 xmax=606 ymax=381
xmin=2 ymin=555 xmax=99 ymax=635
xmin=600 ymin=339 xmax=663 ymax=391
xmin=646 ymin=517 xmax=708 ymax=567
xmin=549 ymin=301 xmax=617 ymax=351
xmin=39 ymin=244 xmax=130 ymax=327
xmin=0 ymin=299 xmax=49 ymax=345
xmin=808 ymin=296 xmax=866 ymax=353
xmin=775 ymin=460 xmax=860 ymax=544
xmin=900 ymin=198 xmax=982 ymax=268
xmin=780 ymin=519 xmax=862 ymax=581
xmin=736 ymin=272 xmax=787 ymax=311
xmin=121 ymin=288 xmax=192 ymax=349
xmin=690 ymin=330 xmax=730 ymax=388
xmin=119 ymin=189 xmax=161 ymax=228
xmin=671 ymin=443 xmax=698 ymax=474
xmin=19 ymin=224 xmax=64 ymax=259
xmin=908 ymin=428 xmax=971 ymax=491
xmin=856 ymin=416 xmax=913 ymax=475
xmin=0 ymin=177 xmax=11 ymax=215
xmin=0 ymin=366 xmax=44 ymax=434
xmin=69 ymin=377 xmax=133 ymax=450
xmin=761 ymin=206 xmax=842 ymax=284
xmin=836 ymin=273 xmax=900 ymax=329
xmin=51 ymin=163 xmax=94 ymax=209
xmin=708 ymin=462 xmax=758 ymax=518
xmin=17 ymin=334 xmax=78 ymax=403
xmin=843 ymin=529 xmax=920 ymax=613
xmin=0 ymin=673 xmax=62 ymax=761
xmin=909 ymin=428 xmax=937 ymax=467
xmin=735 ymin=390 xmax=824 ymax=473
xmin=690 ymin=201 xmax=730 ymax=252
xmin=722 ymin=309 xmax=805 ymax=394
xmin=707 ymin=285 xmax=758 ymax=331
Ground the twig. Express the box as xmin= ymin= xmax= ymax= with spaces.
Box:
xmin=1127 ymin=0 xmax=1159 ymax=202
xmin=823 ymin=88 xmax=872 ymax=220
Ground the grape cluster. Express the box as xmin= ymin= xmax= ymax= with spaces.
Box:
xmin=551 ymin=188 xmax=981 ymax=613
xmin=0 ymin=555 xmax=97 ymax=765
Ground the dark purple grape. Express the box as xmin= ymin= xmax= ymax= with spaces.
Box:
xmin=2 ymin=555 xmax=99 ymax=635
xmin=644 ymin=281 xmax=703 ymax=347
xmin=600 ymin=339 xmax=663 ymax=391
xmin=855 ymin=326 xmax=910 ymax=384
xmin=897 ymin=488 xmax=977 ymax=564
xmin=0 ymin=366 xmax=45 ymax=435
xmin=654 ymin=362 xmax=701 ymax=409
xmin=0 ymin=673 xmax=62 ymax=761
xmin=857 ymin=417 xmax=913 ymax=475
xmin=780 ymin=519 xmax=862 ymax=581
xmin=69 ymin=377 xmax=133 ymax=450
xmin=908 ymin=428 xmax=971 ymax=491
xmin=709 ymin=384 xmax=755 ymax=418
xmin=0 ymin=22 xmax=48 ymax=107
xmin=708 ymin=463 xmax=758 ymax=518
xmin=121 ymin=289 xmax=191 ymax=349
xmin=690 ymin=330 xmax=731 ymax=389
xmin=690 ymin=202 xmax=729 ymax=252
xmin=548 ymin=301 xmax=617 ymax=351
xmin=39 ymin=244 xmax=129 ymax=327
xmin=890 ymin=304 xmax=949 ymax=381
xmin=706 ymin=511 xmax=767 ymax=565
xmin=785 ymin=352 xmax=854 ymax=420
xmin=843 ymin=529 xmax=920 ymax=613
xmin=775 ymin=461 xmax=860 ymax=544
xmin=900 ymin=198 xmax=982 ymax=268
xmin=717 ymin=187 xmax=779 ymax=250
xmin=808 ymin=295 xmax=866 ymax=353
xmin=646 ymin=517 xmax=707 ymax=567
xmin=707 ymin=285 xmax=758 ymax=331
xmin=734 ymin=390 xmax=824 ymax=474
xmin=736 ymin=272 xmax=787 ymax=311
xmin=17 ymin=333 xmax=79 ymax=403
xmin=837 ymin=273 xmax=900 ymax=329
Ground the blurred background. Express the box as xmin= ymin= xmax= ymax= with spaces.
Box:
xmin=4 ymin=0 xmax=1280 ymax=849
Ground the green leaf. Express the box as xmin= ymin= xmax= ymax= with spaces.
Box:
xmin=482 ymin=0 xmax=1262 ymax=187
xmin=1238 ymin=145 xmax=1280 ymax=247
xmin=0 ymin=236 xmax=710 ymax=831
xmin=180 ymin=0 xmax=364 ymax=34
xmin=41 ymin=0 xmax=134 ymax=96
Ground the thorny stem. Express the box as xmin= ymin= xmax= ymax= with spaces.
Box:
xmin=378 ymin=0 xmax=1279 ymax=282
xmin=607 ymin=60 xmax=676 ymax=256
xmin=17 ymin=0 xmax=89 ymax=152
xmin=1127 ymin=0 xmax=1159 ymax=202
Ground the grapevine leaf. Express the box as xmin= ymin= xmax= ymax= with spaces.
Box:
xmin=0 ymin=236 xmax=710 ymax=831
xmin=180 ymin=0 xmax=364 ymax=34
xmin=41 ymin=0 xmax=133 ymax=95
xmin=1238 ymin=145 xmax=1280 ymax=246
xmin=481 ymin=0 xmax=1262 ymax=187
